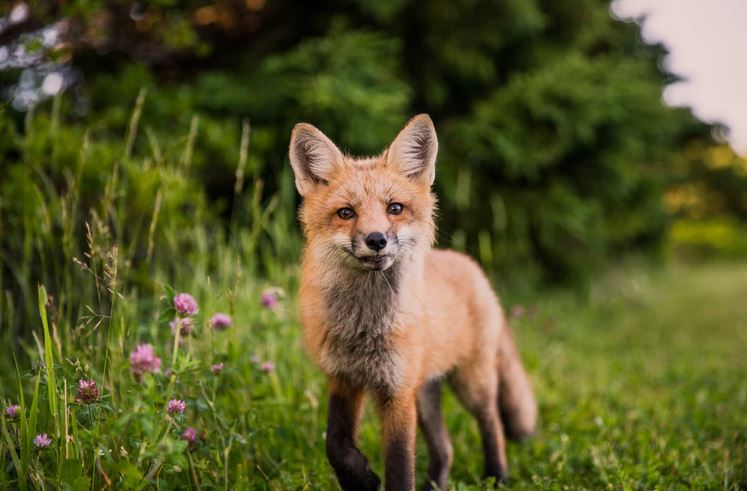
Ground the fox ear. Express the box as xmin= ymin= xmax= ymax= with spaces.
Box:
xmin=289 ymin=123 xmax=344 ymax=196
xmin=386 ymin=114 xmax=438 ymax=186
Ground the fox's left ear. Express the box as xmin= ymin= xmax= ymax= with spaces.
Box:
xmin=385 ymin=114 xmax=438 ymax=186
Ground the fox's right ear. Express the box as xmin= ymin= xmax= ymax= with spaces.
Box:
xmin=289 ymin=123 xmax=343 ymax=196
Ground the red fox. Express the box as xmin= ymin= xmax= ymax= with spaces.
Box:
xmin=289 ymin=115 xmax=537 ymax=491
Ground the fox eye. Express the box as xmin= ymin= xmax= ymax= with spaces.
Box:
xmin=387 ymin=202 xmax=404 ymax=215
xmin=337 ymin=207 xmax=355 ymax=220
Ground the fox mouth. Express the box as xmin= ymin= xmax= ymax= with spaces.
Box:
xmin=356 ymin=254 xmax=393 ymax=270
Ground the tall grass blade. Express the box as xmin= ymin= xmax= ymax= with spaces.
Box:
xmin=230 ymin=119 xmax=251 ymax=244
xmin=0 ymin=415 xmax=26 ymax=491
xmin=181 ymin=114 xmax=200 ymax=170
xmin=146 ymin=190 xmax=163 ymax=264
xmin=124 ymin=88 xmax=147 ymax=160
xmin=12 ymin=354 xmax=29 ymax=477
xmin=38 ymin=285 xmax=59 ymax=437
xmin=234 ymin=119 xmax=251 ymax=196
xmin=26 ymin=370 xmax=42 ymax=468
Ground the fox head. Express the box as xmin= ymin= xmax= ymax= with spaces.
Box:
xmin=289 ymin=114 xmax=437 ymax=273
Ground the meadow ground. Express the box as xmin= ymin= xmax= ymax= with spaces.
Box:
xmin=2 ymin=258 xmax=746 ymax=490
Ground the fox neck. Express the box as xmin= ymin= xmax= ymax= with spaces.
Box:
xmin=321 ymin=250 xmax=424 ymax=337
xmin=318 ymin=253 xmax=422 ymax=392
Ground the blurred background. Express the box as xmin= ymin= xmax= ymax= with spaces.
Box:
xmin=1 ymin=0 xmax=746 ymax=331
xmin=1 ymin=3 xmax=746 ymax=488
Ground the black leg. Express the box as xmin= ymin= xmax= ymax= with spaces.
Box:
xmin=474 ymin=409 xmax=509 ymax=486
xmin=326 ymin=380 xmax=381 ymax=491
xmin=448 ymin=367 xmax=509 ymax=487
xmin=417 ymin=381 xmax=453 ymax=490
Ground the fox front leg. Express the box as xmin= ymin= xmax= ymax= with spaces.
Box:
xmin=326 ymin=378 xmax=381 ymax=491
xmin=379 ymin=391 xmax=418 ymax=491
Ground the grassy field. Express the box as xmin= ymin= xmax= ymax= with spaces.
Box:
xmin=501 ymin=261 xmax=747 ymax=489
xmin=2 ymin=254 xmax=746 ymax=490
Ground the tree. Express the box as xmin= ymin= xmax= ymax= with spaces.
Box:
xmin=1 ymin=0 xmax=717 ymax=288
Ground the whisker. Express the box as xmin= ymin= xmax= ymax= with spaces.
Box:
xmin=378 ymin=269 xmax=396 ymax=300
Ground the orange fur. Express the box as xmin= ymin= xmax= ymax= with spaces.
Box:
xmin=291 ymin=115 xmax=537 ymax=490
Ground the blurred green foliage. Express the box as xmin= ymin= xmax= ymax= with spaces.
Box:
xmin=669 ymin=218 xmax=747 ymax=258
xmin=1 ymin=0 xmax=745 ymax=329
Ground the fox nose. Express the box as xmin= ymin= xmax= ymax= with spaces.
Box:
xmin=365 ymin=232 xmax=387 ymax=252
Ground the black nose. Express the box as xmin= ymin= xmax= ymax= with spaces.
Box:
xmin=365 ymin=232 xmax=387 ymax=251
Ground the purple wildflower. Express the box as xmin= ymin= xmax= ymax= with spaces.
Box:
xmin=260 ymin=289 xmax=278 ymax=309
xmin=75 ymin=379 xmax=100 ymax=404
xmin=211 ymin=363 xmax=224 ymax=375
xmin=260 ymin=361 xmax=275 ymax=374
xmin=129 ymin=344 xmax=161 ymax=376
xmin=169 ymin=317 xmax=195 ymax=336
xmin=210 ymin=313 xmax=232 ymax=331
xmin=181 ymin=427 xmax=197 ymax=444
xmin=164 ymin=368 xmax=173 ymax=378
xmin=33 ymin=433 xmax=52 ymax=449
xmin=173 ymin=293 xmax=198 ymax=317
xmin=5 ymin=405 xmax=21 ymax=419
xmin=167 ymin=399 xmax=186 ymax=415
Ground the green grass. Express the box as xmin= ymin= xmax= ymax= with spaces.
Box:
xmin=1 ymin=100 xmax=745 ymax=489
xmin=2 ymin=258 xmax=746 ymax=489
xmin=502 ymin=261 xmax=747 ymax=489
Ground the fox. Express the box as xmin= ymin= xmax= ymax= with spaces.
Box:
xmin=289 ymin=114 xmax=537 ymax=491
